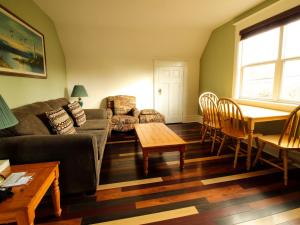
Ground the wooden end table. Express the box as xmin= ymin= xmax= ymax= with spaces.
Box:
xmin=134 ymin=123 xmax=186 ymax=175
xmin=0 ymin=162 xmax=62 ymax=225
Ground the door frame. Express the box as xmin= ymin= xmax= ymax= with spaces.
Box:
xmin=153 ymin=60 xmax=186 ymax=123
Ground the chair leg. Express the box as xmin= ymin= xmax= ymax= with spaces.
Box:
xmin=253 ymin=140 xmax=265 ymax=167
xmin=234 ymin=139 xmax=241 ymax=169
xmin=201 ymin=126 xmax=208 ymax=144
xmin=217 ymin=135 xmax=226 ymax=156
xmin=200 ymin=123 xmax=204 ymax=137
xmin=211 ymin=129 xmax=217 ymax=153
xmin=283 ymin=150 xmax=288 ymax=186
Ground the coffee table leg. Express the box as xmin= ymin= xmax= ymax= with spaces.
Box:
xmin=51 ymin=167 xmax=62 ymax=217
xmin=16 ymin=209 xmax=34 ymax=225
xmin=180 ymin=145 xmax=185 ymax=170
xmin=143 ymin=150 xmax=149 ymax=175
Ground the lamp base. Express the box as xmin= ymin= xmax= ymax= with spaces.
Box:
xmin=78 ymin=98 xmax=83 ymax=107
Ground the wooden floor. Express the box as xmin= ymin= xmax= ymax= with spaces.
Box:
xmin=31 ymin=123 xmax=300 ymax=225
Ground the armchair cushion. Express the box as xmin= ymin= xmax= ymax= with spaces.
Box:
xmin=111 ymin=115 xmax=139 ymax=132
xmin=111 ymin=115 xmax=139 ymax=124
xmin=114 ymin=99 xmax=132 ymax=115
xmin=107 ymin=95 xmax=136 ymax=115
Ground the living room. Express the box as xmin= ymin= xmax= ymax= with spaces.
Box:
xmin=0 ymin=0 xmax=300 ymax=224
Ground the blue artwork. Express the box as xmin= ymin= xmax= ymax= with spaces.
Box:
xmin=0 ymin=6 xmax=46 ymax=78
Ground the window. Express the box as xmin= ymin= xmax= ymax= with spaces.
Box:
xmin=237 ymin=7 xmax=300 ymax=104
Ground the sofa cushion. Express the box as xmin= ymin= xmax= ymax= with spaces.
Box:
xmin=9 ymin=113 xmax=50 ymax=136
xmin=45 ymin=98 xmax=69 ymax=109
xmin=111 ymin=115 xmax=139 ymax=124
xmin=11 ymin=105 xmax=52 ymax=135
xmin=67 ymin=101 xmax=86 ymax=126
xmin=24 ymin=102 xmax=54 ymax=115
xmin=76 ymin=119 xmax=109 ymax=131
xmin=46 ymin=108 xmax=76 ymax=135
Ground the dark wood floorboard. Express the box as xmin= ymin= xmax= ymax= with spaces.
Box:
xmin=29 ymin=122 xmax=300 ymax=225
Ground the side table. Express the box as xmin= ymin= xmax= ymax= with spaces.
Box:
xmin=0 ymin=162 xmax=61 ymax=225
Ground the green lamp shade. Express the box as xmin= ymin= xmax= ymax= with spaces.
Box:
xmin=71 ymin=85 xmax=88 ymax=97
xmin=0 ymin=95 xmax=18 ymax=130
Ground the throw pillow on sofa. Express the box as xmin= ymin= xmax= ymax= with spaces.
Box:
xmin=45 ymin=107 xmax=76 ymax=134
xmin=67 ymin=101 xmax=86 ymax=126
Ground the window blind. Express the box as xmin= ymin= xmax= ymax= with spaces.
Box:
xmin=240 ymin=5 xmax=300 ymax=40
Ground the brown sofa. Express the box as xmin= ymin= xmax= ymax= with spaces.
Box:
xmin=0 ymin=98 xmax=110 ymax=195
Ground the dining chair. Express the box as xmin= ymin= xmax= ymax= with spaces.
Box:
xmin=217 ymin=98 xmax=248 ymax=168
xmin=199 ymin=92 xmax=219 ymax=144
xmin=199 ymin=95 xmax=222 ymax=153
xmin=253 ymin=105 xmax=300 ymax=186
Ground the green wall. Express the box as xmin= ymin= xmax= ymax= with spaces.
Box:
xmin=0 ymin=0 xmax=66 ymax=108
xmin=199 ymin=0 xmax=279 ymax=97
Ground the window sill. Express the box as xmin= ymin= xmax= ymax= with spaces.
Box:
xmin=234 ymin=98 xmax=297 ymax=112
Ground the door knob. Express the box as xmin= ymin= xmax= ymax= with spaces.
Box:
xmin=158 ymin=89 xmax=162 ymax=95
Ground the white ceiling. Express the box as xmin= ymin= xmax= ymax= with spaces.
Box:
xmin=34 ymin=0 xmax=265 ymax=59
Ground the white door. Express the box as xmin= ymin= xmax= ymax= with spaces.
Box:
xmin=154 ymin=63 xmax=184 ymax=123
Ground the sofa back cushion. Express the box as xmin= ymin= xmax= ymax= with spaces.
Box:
xmin=7 ymin=98 xmax=71 ymax=136
xmin=45 ymin=98 xmax=69 ymax=109
xmin=11 ymin=103 xmax=53 ymax=135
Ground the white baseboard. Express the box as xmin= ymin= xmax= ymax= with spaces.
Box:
xmin=182 ymin=115 xmax=202 ymax=123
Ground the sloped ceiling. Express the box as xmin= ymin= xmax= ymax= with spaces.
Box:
xmin=34 ymin=0 xmax=265 ymax=60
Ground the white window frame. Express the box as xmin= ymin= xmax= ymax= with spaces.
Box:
xmin=232 ymin=0 xmax=300 ymax=112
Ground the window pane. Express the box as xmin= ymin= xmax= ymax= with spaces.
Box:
xmin=280 ymin=60 xmax=300 ymax=102
xmin=241 ymin=28 xmax=280 ymax=65
xmin=241 ymin=64 xmax=275 ymax=99
xmin=282 ymin=19 xmax=300 ymax=59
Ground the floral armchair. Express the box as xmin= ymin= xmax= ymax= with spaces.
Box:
xmin=106 ymin=95 xmax=139 ymax=132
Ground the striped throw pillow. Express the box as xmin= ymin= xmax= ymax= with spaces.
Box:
xmin=67 ymin=101 xmax=86 ymax=127
xmin=45 ymin=108 xmax=76 ymax=134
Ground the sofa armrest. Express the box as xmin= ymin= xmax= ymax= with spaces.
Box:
xmin=0 ymin=134 xmax=98 ymax=195
xmin=85 ymin=108 xmax=107 ymax=120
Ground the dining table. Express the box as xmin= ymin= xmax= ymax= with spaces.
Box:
xmin=238 ymin=104 xmax=291 ymax=170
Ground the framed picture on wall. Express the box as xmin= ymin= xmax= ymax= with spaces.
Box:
xmin=0 ymin=5 xmax=47 ymax=79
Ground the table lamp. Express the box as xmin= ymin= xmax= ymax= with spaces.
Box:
xmin=70 ymin=85 xmax=88 ymax=107
xmin=0 ymin=95 xmax=18 ymax=130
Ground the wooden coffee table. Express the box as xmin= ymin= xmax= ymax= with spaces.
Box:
xmin=134 ymin=123 xmax=186 ymax=175
xmin=0 ymin=162 xmax=61 ymax=225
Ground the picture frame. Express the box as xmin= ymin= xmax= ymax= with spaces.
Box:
xmin=0 ymin=5 xmax=47 ymax=79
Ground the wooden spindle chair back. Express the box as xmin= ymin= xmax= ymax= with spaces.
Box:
xmin=200 ymin=95 xmax=220 ymax=128
xmin=217 ymin=98 xmax=247 ymax=138
xmin=279 ymin=105 xmax=300 ymax=149
xmin=199 ymin=92 xmax=219 ymax=112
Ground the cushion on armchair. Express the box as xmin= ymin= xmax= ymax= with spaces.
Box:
xmin=114 ymin=99 xmax=132 ymax=115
